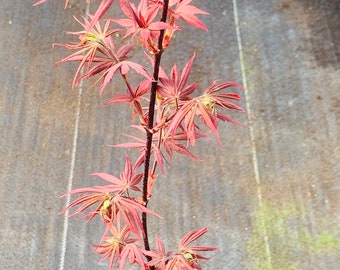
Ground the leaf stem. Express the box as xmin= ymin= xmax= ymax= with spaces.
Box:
xmin=142 ymin=0 xmax=170 ymax=264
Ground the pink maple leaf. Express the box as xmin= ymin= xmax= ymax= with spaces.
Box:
xmin=119 ymin=242 xmax=146 ymax=270
xmin=60 ymin=154 xmax=161 ymax=235
xmin=113 ymin=0 xmax=171 ymax=52
xmin=166 ymin=80 xmax=245 ymax=145
xmin=78 ymin=42 xmax=152 ymax=95
xmin=105 ymin=79 xmax=150 ymax=105
xmin=113 ymin=128 xmax=167 ymax=173
xmin=91 ymin=154 xmax=143 ymax=196
xmin=170 ymin=0 xmax=209 ymax=31
xmin=143 ymin=235 xmax=172 ymax=270
xmin=92 ymin=213 xmax=138 ymax=269
xmin=166 ymin=228 xmax=218 ymax=270
xmin=158 ymin=53 xmax=198 ymax=109
xmin=53 ymin=15 xmax=120 ymax=89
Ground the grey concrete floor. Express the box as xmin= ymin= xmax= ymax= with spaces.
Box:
xmin=1 ymin=0 xmax=340 ymax=269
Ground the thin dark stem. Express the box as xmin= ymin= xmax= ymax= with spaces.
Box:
xmin=142 ymin=0 xmax=170 ymax=265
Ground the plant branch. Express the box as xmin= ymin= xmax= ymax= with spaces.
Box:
xmin=141 ymin=0 xmax=170 ymax=263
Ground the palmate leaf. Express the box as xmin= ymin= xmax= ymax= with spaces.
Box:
xmin=92 ymin=214 xmax=137 ymax=270
xmin=178 ymin=227 xmax=218 ymax=258
xmin=113 ymin=136 xmax=167 ymax=173
xmin=171 ymin=0 xmax=209 ymax=31
xmin=112 ymin=195 xmax=162 ymax=237
xmin=99 ymin=60 xmax=151 ymax=95
xmin=164 ymin=140 xmax=201 ymax=161
xmin=62 ymin=189 xmax=161 ymax=237
xmin=158 ymin=53 xmax=197 ymax=104
xmin=119 ymin=243 xmax=146 ymax=270
xmin=161 ymin=127 xmax=205 ymax=160
xmin=165 ymin=99 xmax=199 ymax=145
xmin=60 ymin=190 xmax=109 ymax=222
xmin=114 ymin=0 xmax=172 ymax=53
xmin=113 ymin=124 xmax=202 ymax=174
xmin=166 ymin=255 xmax=193 ymax=270
xmin=165 ymin=79 xmax=246 ymax=145
xmin=143 ymin=235 xmax=172 ymax=270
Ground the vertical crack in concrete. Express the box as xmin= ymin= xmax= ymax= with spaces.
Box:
xmin=58 ymin=85 xmax=83 ymax=270
xmin=58 ymin=3 xmax=90 ymax=270
xmin=232 ymin=0 xmax=273 ymax=267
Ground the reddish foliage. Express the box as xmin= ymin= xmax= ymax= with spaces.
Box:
xmin=35 ymin=0 xmax=245 ymax=269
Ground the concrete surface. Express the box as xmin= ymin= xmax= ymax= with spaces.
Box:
xmin=0 ymin=0 xmax=339 ymax=269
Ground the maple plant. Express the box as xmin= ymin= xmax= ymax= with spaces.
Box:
xmin=35 ymin=0 xmax=246 ymax=269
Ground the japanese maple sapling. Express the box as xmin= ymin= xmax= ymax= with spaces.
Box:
xmin=35 ymin=0 xmax=246 ymax=269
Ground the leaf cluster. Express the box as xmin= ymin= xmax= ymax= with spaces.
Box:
xmin=35 ymin=0 xmax=245 ymax=269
